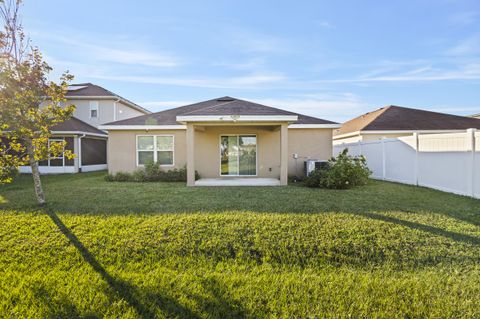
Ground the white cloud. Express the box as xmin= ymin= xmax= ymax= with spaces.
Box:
xmin=249 ymin=93 xmax=368 ymax=122
xmin=141 ymin=100 xmax=195 ymax=112
xmin=432 ymin=105 xmax=480 ymax=115
xmin=446 ymin=33 xmax=480 ymax=56
xmin=212 ymin=57 xmax=266 ymax=71
xmin=319 ymin=63 xmax=480 ymax=83
xmin=229 ymin=29 xmax=287 ymax=53
xmin=316 ymin=21 xmax=334 ymax=29
xmin=90 ymin=73 xmax=287 ymax=89
xmin=449 ymin=11 xmax=478 ymax=27
xmin=35 ymin=32 xmax=180 ymax=68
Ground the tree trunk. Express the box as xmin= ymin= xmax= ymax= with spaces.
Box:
xmin=25 ymin=138 xmax=46 ymax=206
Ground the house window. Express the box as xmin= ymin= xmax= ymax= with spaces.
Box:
xmin=137 ymin=135 xmax=174 ymax=166
xmin=220 ymin=135 xmax=256 ymax=176
xmin=90 ymin=101 xmax=99 ymax=119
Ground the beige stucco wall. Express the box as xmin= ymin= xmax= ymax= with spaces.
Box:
xmin=107 ymin=126 xmax=335 ymax=178
xmin=194 ymin=125 xmax=281 ymax=179
xmin=107 ymin=130 xmax=187 ymax=174
xmin=288 ymin=128 xmax=333 ymax=176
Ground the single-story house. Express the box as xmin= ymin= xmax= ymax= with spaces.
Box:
xmin=100 ymin=97 xmax=340 ymax=186
xmin=333 ymin=105 xmax=480 ymax=145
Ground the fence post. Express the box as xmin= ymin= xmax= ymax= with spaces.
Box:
xmin=381 ymin=139 xmax=386 ymax=180
xmin=467 ymin=128 xmax=476 ymax=197
xmin=413 ymin=132 xmax=419 ymax=186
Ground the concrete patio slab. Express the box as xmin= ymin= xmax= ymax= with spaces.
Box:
xmin=195 ymin=178 xmax=281 ymax=186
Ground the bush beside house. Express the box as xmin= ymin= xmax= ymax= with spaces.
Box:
xmin=305 ymin=149 xmax=371 ymax=189
xmin=105 ymin=161 xmax=200 ymax=182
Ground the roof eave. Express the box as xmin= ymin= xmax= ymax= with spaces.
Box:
xmin=51 ymin=130 xmax=108 ymax=137
xmin=289 ymin=124 xmax=341 ymax=129
xmin=176 ymin=115 xmax=299 ymax=123
xmin=99 ymin=125 xmax=187 ymax=131
xmin=66 ymin=96 xmax=151 ymax=114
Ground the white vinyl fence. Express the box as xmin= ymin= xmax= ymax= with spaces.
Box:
xmin=333 ymin=129 xmax=480 ymax=199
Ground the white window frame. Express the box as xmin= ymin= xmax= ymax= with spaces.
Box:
xmin=47 ymin=138 xmax=65 ymax=167
xmin=89 ymin=101 xmax=99 ymax=119
xmin=136 ymin=135 xmax=175 ymax=167
xmin=219 ymin=134 xmax=258 ymax=177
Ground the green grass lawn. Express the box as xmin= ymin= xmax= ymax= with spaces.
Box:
xmin=1 ymin=172 xmax=479 ymax=318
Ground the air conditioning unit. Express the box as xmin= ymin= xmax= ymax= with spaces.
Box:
xmin=304 ymin=159 xmax=329 ymax=176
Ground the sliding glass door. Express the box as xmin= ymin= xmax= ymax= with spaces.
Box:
xmin=220 ymin=135 xmax=257 ymax=176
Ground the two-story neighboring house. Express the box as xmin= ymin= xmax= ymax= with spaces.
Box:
xmin=20 ymin=83 xmax=151 ymax=174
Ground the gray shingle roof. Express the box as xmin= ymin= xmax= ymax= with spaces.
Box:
xmin=67 ymin=83 xmax=150 ymax=114
xmin=104 ymin=97 xmax=337 ymax=126
xmin=51 ymin=117 xmax=107 ymax=136
xmin=335 ymin=105 xmax=480 ymax=136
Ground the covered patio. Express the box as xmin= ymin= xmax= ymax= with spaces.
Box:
xmin=180 ymin=116 xmax=295 ymax=187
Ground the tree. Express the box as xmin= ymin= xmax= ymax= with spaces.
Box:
xmin=0 ymin=0 xmax=75 ymax=205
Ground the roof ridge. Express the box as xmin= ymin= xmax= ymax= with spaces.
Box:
xmin=349 ymin=105 xmax=390 ymax=128
xmin=102 ymin=97 xmax=338 ymax=126
xmin=180 ymin=99 xmax=236 ymax=115
xmin=386 ymin=105 xmax=480 ymax=120
xmin=359 ymin=106 xmax=393 ymax=131
xmin=68 ymin=83 xmax=150 ymax=114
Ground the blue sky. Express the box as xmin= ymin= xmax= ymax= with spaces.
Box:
xmin=22 ymin=0 xmax=480 ymax=122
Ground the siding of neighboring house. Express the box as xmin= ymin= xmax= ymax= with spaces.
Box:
xmin=107 ymin=127 xmax=334 ymax=178
xmin=70 ymin=100 xmax=145 ymax=128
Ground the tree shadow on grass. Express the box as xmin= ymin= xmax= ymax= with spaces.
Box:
xmin=44 ymin=207 xmax=198 ymax=319
xmin=143 ymin=277 xmax=247 ymax=319
xmin=351 ymin=211 xmax=480 ymax=246
xmin=32 ymin=286 xmax=100 ymax=319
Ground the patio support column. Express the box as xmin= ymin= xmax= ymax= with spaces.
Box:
xmin=280 ymin=123 xmax=288 ymax=185
xmin=73 ymin=136 xmax=80 ymax=173
xmin=186 ymin=123 xmax=195 ymax=186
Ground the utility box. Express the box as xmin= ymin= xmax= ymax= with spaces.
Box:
xmin=304 ymin=160 xmax=329 ymax=176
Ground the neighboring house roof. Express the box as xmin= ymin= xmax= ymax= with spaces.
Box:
xmin=471 ymin=113 xmax=480 ymax=119
xmin=51 ymin=117 xmax=108 ymax=137
xmin=335 ymin=105 xmax=480 ymax=137
xmin=102 ymin=96 xmax=338 ymax=127
xmin=66 ymin=83 xmax=151 ymax=114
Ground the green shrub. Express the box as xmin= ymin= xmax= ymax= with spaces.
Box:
xmin=304 ymin=169 xmax=323 ymax=187
xmin=132 ymin=169 xmax=147 ymax=182
xmin=105 ymin=171 xmax=133 ymax=182
xmin=105 ymin=161 xmax=200 ymax=183
xmin=144 ymin=160 xmax=162 ymax=181
xmin=305 ymin=149 xmax=371 ymax=189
